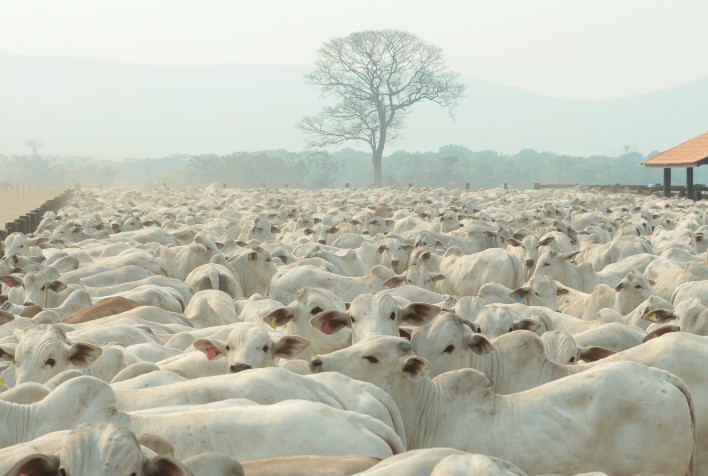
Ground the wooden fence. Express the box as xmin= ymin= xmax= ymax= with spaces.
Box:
xmin=533 ymin=183 xmax=706 ymax=199
xmin=0 ymin=188 xmax=73 ymax=241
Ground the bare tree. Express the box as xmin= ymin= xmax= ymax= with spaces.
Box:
xmin=24 ymin=138 xmax=43 ymax=159
xmin=298 ymin=30 xmax=465 ymax=186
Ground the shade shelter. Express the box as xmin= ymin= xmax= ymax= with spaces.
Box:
xmin=642 ymin=131 xmax=708 ymax=199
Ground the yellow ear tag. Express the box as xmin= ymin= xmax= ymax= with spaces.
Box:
xmin=0 ymin=379 xmax=5 ymax=388
xmin=646 ymin=313 xmax=658 ymax=323
xmin=269 ymin=317 xmax=277 ymax=329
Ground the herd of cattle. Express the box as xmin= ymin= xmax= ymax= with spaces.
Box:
xmin=0 ymin=183 xmax=706 ymax=475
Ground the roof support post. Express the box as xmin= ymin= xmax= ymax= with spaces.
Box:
xmin=687 ymin=167 xmax=694 ymax=200
xmin=663 ymin=168 xmax=671 ymax=197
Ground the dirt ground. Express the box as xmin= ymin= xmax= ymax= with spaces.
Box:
xmin=0 ymin=186 xmax=65 ymax=228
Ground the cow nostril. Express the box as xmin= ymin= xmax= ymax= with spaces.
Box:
xmin=391 ymin=260 xmax=399 ymax=266
xmin=229 ymin=363 xmax=252 ymax=373
xmin=23 ymin=302 xmax=33 ymax=306
xmin=362 ymin=231 xmax=369 ymax=234
xmin=310 ymin=357 xmax=323 ymax=372
xmin=318 ymin=240 xmax=326 ymax=245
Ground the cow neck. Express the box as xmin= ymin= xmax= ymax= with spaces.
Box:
xmin=388 ymin=375 xmax=441 ymax=449
xmin=0 ymin=400 xmax=35 ymax=446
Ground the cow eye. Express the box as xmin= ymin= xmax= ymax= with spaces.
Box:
xmin=45 ymin=358 xmax=56 ymax=367
xmin=443 ymin=345 xmax=454 ymax=354
xmin=508 ymin=327 xmax=513 ymax=332
xmin=363 ymin=356 xmax=378 ymax=363
xmin=534 ymin=292 xmax=540 ymax=297
xmin=350 ymin=316 xmax=356 ymax=323
xmin=59 ymin=468 xmax=67 ymax=476
xmin=41 ymin=285 xmax=46 ymax=291
xmin=634 ymin=284 xmax=641 ymax=289
xmin=225 ymin=345 xmax=230 ymax=351
xmin=262 ymin=346 xmax=269 ymax=352
xmin=310 ymin=306 xmax=323 ymax=315
xmin=544 ymin=263 xmax=550 ymax=267
xmin=389 ymin=312 xmax=396 ymax=320
xmin=266 ymin=258 xmax=271 ymax=262
xmin=569 ymin=356 xmax=576 ymax=363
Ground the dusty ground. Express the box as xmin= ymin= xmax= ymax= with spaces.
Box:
xmin=0 ymin=186 xmax=65 ymax=227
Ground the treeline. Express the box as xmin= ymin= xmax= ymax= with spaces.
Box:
xmin=0 ymin=146 xmax=701 ymax=190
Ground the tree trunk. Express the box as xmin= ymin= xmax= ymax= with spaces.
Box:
xmin=372 ymin=152 xmax=383 ymax=187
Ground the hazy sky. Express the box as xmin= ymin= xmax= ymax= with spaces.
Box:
xmin=2 ymin=0 xmax=707 ymax=100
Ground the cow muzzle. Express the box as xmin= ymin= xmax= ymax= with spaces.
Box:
xmin=309 ymin=357 xmax=323 ymax=372
xmin=229 ymin=363 xmax=252 ymax=373
xmin=525 ymin=259 xmax=535 ymax=268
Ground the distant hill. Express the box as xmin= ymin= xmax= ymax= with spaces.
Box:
xmin=0 ymin=55 xmax=706 ymax=159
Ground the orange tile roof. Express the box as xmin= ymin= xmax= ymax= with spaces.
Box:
xmin=643 ymin=132 xmax=708 ymax=168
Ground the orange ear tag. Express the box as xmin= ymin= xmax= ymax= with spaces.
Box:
xmin=322 ymin=321 xmax=334 ymax=335
xmin=205 ymin=348 xmax=218 ymax=361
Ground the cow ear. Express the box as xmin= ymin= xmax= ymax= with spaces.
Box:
xmin=214 ymin=241 xmax=225 ymax=250
xmin=327 ymin=226 xmax=339 ymax=234
xmin=506 ymin=238 xmax=522 ymax=247
xmin=513 ymin=319 xmax=541 ymax=333
xmin=643 ymin=325 xmax=681 ymax=342
xmin=143 ymin=456 xmax=193 ymax=476
xmin=310 ymin=310 xmax=351 ymax=335
xmin=509 ymin=287 xmax=529 ymax=299
xmin=641 ymin=308 xmax=675 ymax=324
xmin=192 ymin=244 xmax=207 ymax=254
xmin=400 ymin=303 xmax=440 ymax=326
xmin=539 ymin=235 xmax=555 ymax=246
xmin=401 ymin=244 xmax=414 ymax=252
xmin=561 ymin=250 xmax=581 ymax=261
xmin=578 ymin=346 xmax=615 ymax=362
xmin=136 ymin=433 xmax=175 ymax=457
xmin=464 ymin=333 xmax=493 ymax=355
xmin=377 ymin=244 xmax=387 ymax=254
xmin=402 ymin=356 xmax=430 ymax=381
xmin=349 ymin=219 xmax=360 ymax=225
xmin=0 ymin=275 xmax=22 ymax=288
xmin=556 ymin=286 xmax=570 ymax=296
xmin=398 ymin=328 xmax=412 ymax=340
xmin=0 ymin=310 xmax=14 ymax=326
xmin=192 ymin=338 xmax=227 ymax=361
xmin=385 ymin=219 xmax=395 ymax=226
xmin=273 ymin=336 xmax=310 ymax=359
xmin=303 ymin=228 xmax=314 ymax=236
xmin=270 ymin=225 xmax=280 ymax=234
xmin=30 ymin=237 xmax=51 ymax=247
xmin=382 ymin=275 xmax=405 ymax=289
xmin=48 ymin=281 xmax=67 ymax=292
xmin=6 ymin=454 xmax=60 ymax=476
xmin=614 ymin=282 xmax=626 ymax=292
xmin=0 ymin=342 xmax=17 ymax=362
xmin=262 ymin=307 xmax=295 ymax=328
xmin=430 ymin=273 xmax=446 ymax=283
xmin=67 ymin=342 xmax=102 ymax=368
xmin=648 ymin=279 xmax=656 ymax=286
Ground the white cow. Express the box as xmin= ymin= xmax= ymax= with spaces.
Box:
xmin=309 ymin=292 xmax=439 ymax=343
xmin=437 ymin=248 xmax=524 ymax=296
xmin=4 ymin=423 xmax=191 ymax=476
xmin=192 ymin=322 xmax=310 ymax=373
xmin=311 ymin=336 xmax=695 ymax=475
